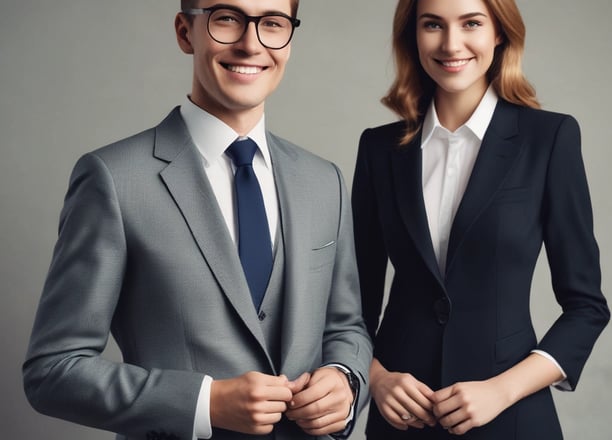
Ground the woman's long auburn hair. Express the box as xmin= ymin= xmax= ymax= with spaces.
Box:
xmin=383 ymin=0 xmax=540 ymax=145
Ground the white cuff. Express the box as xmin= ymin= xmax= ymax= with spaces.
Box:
xmin=194 ymin=375 xmax=213 ymax=439
xmin=531 ymin=350 xmax=571 ymax=391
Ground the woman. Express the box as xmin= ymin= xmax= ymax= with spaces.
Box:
xmin=352 ymin=0 xmax=610 ymax=438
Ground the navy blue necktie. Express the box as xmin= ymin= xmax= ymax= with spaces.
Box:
xmin=226 ymin=138 xmax=273 ymax=310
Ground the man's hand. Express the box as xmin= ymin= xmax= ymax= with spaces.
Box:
xmin=285 ymin=367 xmax=354 ymax=436
xmin=210 ymin=372 xmax=293 ymax=435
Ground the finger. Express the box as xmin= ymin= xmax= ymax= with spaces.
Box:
xmin=288 ymin=372 xmax=311 ymax=394
xmin=402 ymin=396 xmax=436 ymax=426
xmin=389 ymin=385 xmax=436 ymax=426
xmin=406 ymin=419 xmax=426 ymax=429
xmin=431 ymin=385 xmax=454 ymax=404
xmin=263 ymin=373 xmax=289 ymax=386
xmin=252 ymin=409 xmax=285 ymax=425
xmin=257 ymin=400 xmax=289 ymax=415
xmin=288 ymin=386 xmax=347 ymax=421
xmin=438 ymin=407 xmax=467 ymax=432
xmin=446 ymin=418 xmax=473 ymax=436
xmin=296 ymin=414 xmax=348 ymax=437
xmin=290 ymin=374 xmax=333 ymax=410
xmin=396 ymin=409 xmax=429 ymax=429
xmin=375 ymin=401 xmax=410 ymax=430
xmin=433 ymin=396 xmax=463 ymax=420
xmin=415 ymin=381 xmax=436 ymax=406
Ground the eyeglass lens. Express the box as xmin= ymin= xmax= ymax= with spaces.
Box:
xmin=207 ymin=8 xmax=294 ymax=49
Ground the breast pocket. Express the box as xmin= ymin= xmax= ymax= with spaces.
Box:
xmin=309 ymin=240 xmax=336 ymax=271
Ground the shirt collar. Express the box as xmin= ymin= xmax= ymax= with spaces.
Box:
xmin=421 ymin=85 xmax=499 ymax=148
xmin=179 ymin=96 xmax=271 ymax=169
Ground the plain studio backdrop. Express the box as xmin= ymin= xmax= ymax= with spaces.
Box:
xmin=1 ymin=1 xmax=610 ymax=438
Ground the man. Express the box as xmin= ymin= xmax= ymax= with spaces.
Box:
xmin=22 ymin=1 xmax=372 ymax=439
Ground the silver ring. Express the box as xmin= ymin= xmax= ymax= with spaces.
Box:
xmin=401 ymin=413 xmax=414 ymax=421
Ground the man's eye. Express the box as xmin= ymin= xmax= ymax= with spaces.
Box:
xmin=261 ymin=18 xmax=287 ymax=29
xmin=216 ymin=15 xmax=240 ymax=23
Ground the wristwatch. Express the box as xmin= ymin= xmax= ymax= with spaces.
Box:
xmin=333 ymin=365 xmax=359 ymax=398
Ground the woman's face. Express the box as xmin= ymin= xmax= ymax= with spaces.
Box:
xmin=415 ymin=0 xmax=501 ymax=103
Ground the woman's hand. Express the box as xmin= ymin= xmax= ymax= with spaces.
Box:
xmin=431 ymin=353 xmax=564 ymax=435
xmin=431 ymin=379 xmax=511 ymax=435
xmin=369 ymin=358 xmax=437 ymax=430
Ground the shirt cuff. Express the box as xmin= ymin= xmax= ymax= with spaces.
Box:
xmin=194 ymin=375 xmax=213 ymax=439
xmin=531 ymin=349 xmax=571 ymax=391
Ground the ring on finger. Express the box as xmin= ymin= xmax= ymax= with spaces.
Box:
xmin=401 ymin=413 xmax=414 ymax=421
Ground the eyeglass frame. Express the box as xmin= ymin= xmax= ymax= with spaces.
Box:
xmin=181 ymin=5 xmax=301 ymax=50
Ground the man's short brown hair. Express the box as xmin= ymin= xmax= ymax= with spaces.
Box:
xmin=181 ymin=0 xmax=299 ymax=17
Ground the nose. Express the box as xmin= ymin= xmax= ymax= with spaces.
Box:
xmin=441 ymin=26 xmax=462 ymax=54
xmin=235 ymin=21 xmax=263 ymax=53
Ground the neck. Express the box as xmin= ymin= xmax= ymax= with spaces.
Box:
xmin=217 ymin=108 xmax=264 ymax=137
xmin=189 ymin=95 xmax=264 ymax=137
xmin=434 ymin=83 xmax=488 ymax=132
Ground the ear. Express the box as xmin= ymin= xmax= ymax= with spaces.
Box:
xmin=495 ymin=32 xmax=504 ymax=47
xmin=175 ymin=13 xmax=194 ymax=54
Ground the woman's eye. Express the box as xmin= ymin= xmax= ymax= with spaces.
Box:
xmin=465 ymin=20 xmax=482 ymax=29
xmin=423 ymin=21 xmax=442 ymax=30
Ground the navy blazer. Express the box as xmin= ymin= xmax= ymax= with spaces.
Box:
xmin=352 ymin=99 xmax=609 ymax=439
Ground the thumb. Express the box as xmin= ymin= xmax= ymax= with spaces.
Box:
xmin=287 ymin=371 xmax=311 ymax=393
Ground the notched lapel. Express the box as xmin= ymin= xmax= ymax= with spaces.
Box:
xmin=392 ymin=137 xmax=444 ymax=285
xmin=155 ymin=109 xmax=270 ymax=357
xmin=446 ymin=101 xmax=522 ymax=272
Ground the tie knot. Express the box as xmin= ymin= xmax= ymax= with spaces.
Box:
xmin=226 ymin=138 xmax=258 ymax=167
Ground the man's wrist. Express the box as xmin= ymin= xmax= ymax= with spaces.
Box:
xmin=324 ymin=364 xmax=360 ymax=438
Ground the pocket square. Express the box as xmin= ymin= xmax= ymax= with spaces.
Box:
xmin=312 ymin=240 xmax=336 ymax=251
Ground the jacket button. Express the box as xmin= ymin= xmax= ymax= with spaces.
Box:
xmin=433 ymin=297 xmax=451 ymax=325
xmin=258 ymin=310 xmax=267 ymax=321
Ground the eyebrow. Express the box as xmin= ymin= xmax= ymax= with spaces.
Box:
xmin=418 ymin=12 xmax=488 ymax=20
xmin=211 ymin=3 xmax=291 ymax=16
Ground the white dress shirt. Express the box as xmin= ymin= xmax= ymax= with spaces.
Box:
xmin=180 ymin=97 xmax=279 ymax=439
xmin=181 ymin=97 xmax=278 ymax=248
xmin=421 ymin=86 xmax=569 ymax=389
xmin=421 ymin=88 xmax=496 ymax=274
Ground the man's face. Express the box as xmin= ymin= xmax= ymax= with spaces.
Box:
xmin=176 ymin=0 xmax=293 ymax=126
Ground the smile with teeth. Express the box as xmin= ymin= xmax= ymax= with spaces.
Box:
xmin=438 ymin=59 xmax=471 ymax=67
xmin=223 ymin=64 xmax=265 ymax=75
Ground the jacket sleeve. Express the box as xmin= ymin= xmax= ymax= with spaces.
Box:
xmin=22 ymin=153 xmax=203 ymax=439
xmin=320 ymin=163 xmax=373 ymax=419
xmin=538 ymin=115 xmax=610 ymax=389
xmin=351 ymin=129 xmax=390 ymax=341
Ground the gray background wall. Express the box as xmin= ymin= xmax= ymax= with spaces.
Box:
xmin=1 ymin=0 xmax=610 ymax=438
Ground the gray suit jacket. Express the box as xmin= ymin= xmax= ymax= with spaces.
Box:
xmin=23 ymin=108 xmax=372 ymax=440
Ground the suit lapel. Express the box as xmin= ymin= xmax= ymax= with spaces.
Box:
xmin=154 ymin=108 xmax=270 ymax=360
xmin=266 ymin=134 xmax=311 ymax=371
xmin=446 ymin=101 xmax=521 ymax=273
xmin=391 ymin=134 xmax=445 ymax=285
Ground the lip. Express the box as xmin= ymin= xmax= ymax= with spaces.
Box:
xmin=221 ymin=63 xmax=268 ymax=75
xmin=435 ymin=58 xmax=473 ymax=73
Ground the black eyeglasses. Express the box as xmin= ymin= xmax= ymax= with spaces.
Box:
xmin=182 ymin=6 xmax=301 ymax=50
